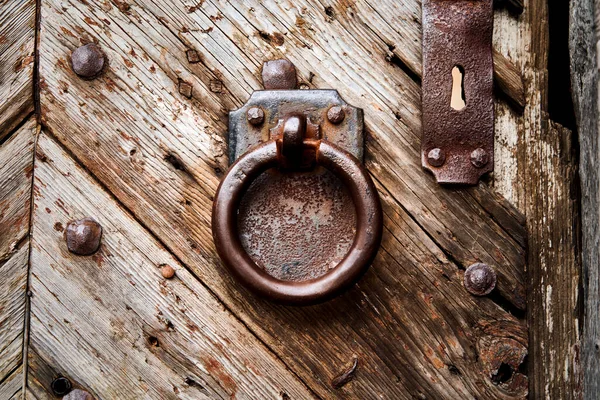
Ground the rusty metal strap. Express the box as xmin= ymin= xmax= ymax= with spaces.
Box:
xmin=422 ymin=0 xmax=494 ymax=185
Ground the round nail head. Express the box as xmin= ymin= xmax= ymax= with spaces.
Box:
xmin=66 ymin=217 xmax=103 ymax=256
xmin=470 ymin=148 xmax=489 ymax=168
xmin=464 ymin=263 xmax=496 ymax=296
xmin=327 ymin=106 xmax=345 ymax=124
xmin=63 ymin=389 xmax=95 ymax=400
xmin=427 ymin=148 xmax=445 ymax=167
xmin=261 ymin=59 xmax=297 ymax=90
xmin=161 ymin=265 xmax=176 ymax=279
xmin=247 ymin=107 xmax=265 ymax=126
xmin=51 ymin=377 xmax=72 ymax=396
xmin=71 ymin=43 xmax=105 ymax=78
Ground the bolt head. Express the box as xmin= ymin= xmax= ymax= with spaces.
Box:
xmin=161 ymin=265 xmax=176 ymax=279
xmin=66 ymin=217 xmax=103 ymax=256
xmin=247 ymin=107 xmax=265 ymax=126
xmin=261 ymin=59 xmax=297 ymax=90
xmin=63 ymin=389 xmax=95 ymax=400
xmin=71 ymin=43 xmax=105 ymax=78
xmin=471 ymin=148 xmax=489 ymax=168
xmin=427 ymin=148 xmax=446 ymax=167
xmin=464 ymin=263 xmax=496 ymax=296
xmin=327 ymin=106 xmax=345 ymax=124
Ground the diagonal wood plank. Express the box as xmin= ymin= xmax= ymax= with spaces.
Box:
xmin=37 ymin=1 xmax=528 ymax=398
xmin=0 ymin=0 xmax=36 ymax=138
xmin=0 ymin=119 xmax=36 ymax=263
xmin=28 ymin=132 xmax=315 ymax=399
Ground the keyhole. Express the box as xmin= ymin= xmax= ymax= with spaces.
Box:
xmin=451 ymin=66 xmax=466 ymax=111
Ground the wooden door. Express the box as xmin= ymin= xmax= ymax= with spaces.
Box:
xmin=0 ymin=0 xmax=584 ymax=399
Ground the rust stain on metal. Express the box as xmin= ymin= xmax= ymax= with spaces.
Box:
xmin=211 ymin=61 xmax=382 ymax=304
xmin=65 ymin=217 xmax=102 ymax=256
xmin=261 ymin=59 xmax=297 ymax=90
xmin=422 ymin=0 xmax=494 ymax=184
xmin=178 ymin=80 xmax=193 ymax=98
xmin=160 ymin=264 xmax=176 ymax=279
xmin=331 ymin=356 xmax=358 ymax=389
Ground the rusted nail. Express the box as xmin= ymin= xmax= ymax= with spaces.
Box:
xmin=247 ymin=107 xmax=265 ymax=126
xmin=161 ymin=264 xmax=176 ymax=279
xmin=464 ymin=263 xmax=496 ymax=296
xmin=63 ymin=389 xmax=95 ymax=400
xmin=470 ymin=148 xmax=489 ymax=168
xmin=66 ymin=217 xmax=102 ymax=256
xmin=261 ymin=59 xmax=297 ymax=90
xmin=427 ymin=148 xmax=445 ymax=167
xmin=71 ymin=43 xmax=105 ymax=79
xmin=179 ymin=81 xmax=193 ymax=98
xmin=331 ymin=356 xmax=358 ymax=389
xmin=51 ymin=376 xmax=72 ymax=396
xmin=327 ymin=106 xmax=345 ymax=124
xmin=186 ymin=49 xmax=200 ymax=63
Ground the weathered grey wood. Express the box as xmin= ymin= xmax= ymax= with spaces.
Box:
xmin=0 ymin=119 xmax=35 ymax=262
xmin=28 ymin=132 xmax=315 ymax=399
xmin=0 ymin=243 xmax=28 ymax=393
xmin=0 ymin=0 xmax=36 ymax=138
xmin=34 ymin=1 xmax=528 ymax=399
xmin=571 ymin=0 xmax=600 ymax=398
xmin=0 ymin=364 xmax=23 ymax=400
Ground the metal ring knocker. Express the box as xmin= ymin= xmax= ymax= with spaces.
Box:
xmin=212 ymin=115 xmax=383 ymax=305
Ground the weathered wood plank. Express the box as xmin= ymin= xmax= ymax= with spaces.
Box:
xmin=0 ymin=119 xmax=36 ymax=263
xmin=0 ymin=0 xmax=36 ymax=138
xmin=36 ymin=1 xmax=528 ymax=398
xmin=28 ymin=132 xmax=315 ymax=399
xmin=571 ymin=0 xmax=600 ymax=398
xmin=0 ymin=242 xmax=28 ymax=391
xmin=0 ymin=365 xmax=23 ymax=400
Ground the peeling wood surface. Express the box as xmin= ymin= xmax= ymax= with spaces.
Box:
xmin=30 ymin=0 xmax=530 ymax=399
xmin=28 ymin=132 xmax=315 ymax=399
xmin=571 ymin=0 xmax=600 ymax=398
xmin=0 ymin=0 xmax=36 ymax=137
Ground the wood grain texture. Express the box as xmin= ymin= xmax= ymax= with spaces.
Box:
xmin=0 ymin=365 xmax=23 ymax=400
xmin=571 ymin=0 xmax=600 ymax=398
xmin=0 ymin=243 xmax=28 ymax=393
xmin=35 ymin=1 xmax=528 ymax=398
xmin=0 ymin=0 xmax=36 ymax=138
xmin=28 ymin=132 xmax=315 ymax=400
xmin=0 ymin=119 xmax=36 ymax=263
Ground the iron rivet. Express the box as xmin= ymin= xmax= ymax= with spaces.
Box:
xmin=427 ymin=148 xmax=445 ymax=167
xmin=161 ymin=264 xmax=176 ymax=279
xmin=63 ymin=389 xmax=95 ymax=400
xmin=247 ymin=107 xmax=265 ymax=126
xmin=65 ymin=217 xmax=103 ymax=256
xmin=261 ymin=59 xmax=297 ymax=90
xmin=71 ymin=43 xmax=105 ymax=79
xmin=51 ymin=376 xmax=72 ymax=396
xmin=470 ymin=148 xmax=489 ymax=168
xmin=327 ymin=106 xmax=345 ymax=124
xmin=464 ymin=263 xmax=496 ymax=296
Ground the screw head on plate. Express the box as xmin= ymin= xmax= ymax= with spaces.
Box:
xmin=327 ymin=106 xmax=345 ymax=124
xmin=247 ymin=107 xmax=265 ymax=126
xmin=470 ymin=148 xmax=489 ymax=168
xmin=261 ymin=59 xmax=297 ymax=90
xmin=71 ymin=43 xmax=105 ymax=78
xmin=66 ymin=217 xmax=103 ymax=256
xmin=464 ymin=263 xmax=497 ymax=296
xmin=427 ymin=148 xmax=445 ymax=167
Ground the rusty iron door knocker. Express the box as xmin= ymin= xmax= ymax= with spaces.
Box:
xmin=212 ymin=60 xmax=383 ymax=305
